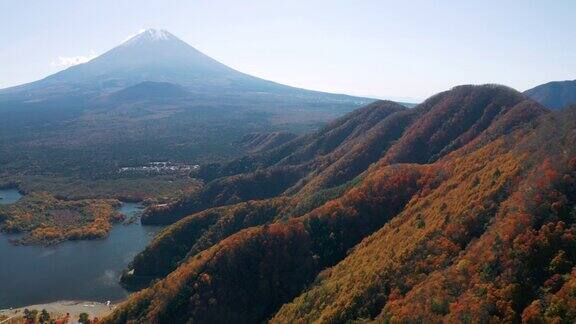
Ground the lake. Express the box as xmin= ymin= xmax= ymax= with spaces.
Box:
xmin=0 ymin=188 xmax=23 ymax=205
xmin=0 ymin=202 xmax=163 ymax=309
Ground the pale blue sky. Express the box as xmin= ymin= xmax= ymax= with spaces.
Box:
xmin=0 ymin=0 xmax=574 ymax=101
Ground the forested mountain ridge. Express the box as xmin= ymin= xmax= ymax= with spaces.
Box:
xmin=141 ymin=84 xmax=545 ymax=225
xmin=273 ymin=106 xmax=576 ymax=323
xmin=140 ymin=100 xmax=409 ymax=224
xmin=128 ymin=100 xmax=409 ymax=283
xmin=102 ymin=84 xmax=576 ymax=323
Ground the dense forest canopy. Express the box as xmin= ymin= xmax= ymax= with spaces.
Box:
xmin=100 ymin=85 xmax=576 ymax=323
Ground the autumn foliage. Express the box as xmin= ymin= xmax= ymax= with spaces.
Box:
xmin=141 ymin=100 xmax=408 ymax=224
xmin=104 ymin=86 xmax=576 ymax=323
xmin=0 ymin=192 xmax=121 ymax=245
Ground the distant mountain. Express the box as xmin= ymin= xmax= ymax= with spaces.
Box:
xmin=524 ymin=79 xmax=576 ymax=110
xmin=107 ymin=85 xmax=576 ymax=324
xmin=0 ymin=29 xmax=369 ymax=103
xmin=0 ymin=29 xmax=373 ymax=179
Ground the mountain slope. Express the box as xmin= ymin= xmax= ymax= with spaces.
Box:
xmin=237 ymin=132 xmax=298 ymax=153
xmin=107 ymin=81 xmax=189 ymax=101
xmin=104 ymin=85 xmax=556 ymax=323
xmin=111 ymin=163 xmax=433 ymax=323
xmin=273 ymin=107 xmax=576 ymax=323
xmin=140 ymin=100 xmax=409 ymax=224
xmin=127 ymin=86 xmax=544 ymax=287
xmin=524 ymin=79 xmax=576 ymax=110
xmin=141 ymin=85 xmax=544 ymax=225
xmin=124 ymin=101 xmax=409 ymax=285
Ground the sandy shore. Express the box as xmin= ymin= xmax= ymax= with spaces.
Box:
xmin=0 ymin=300 xmax=115 ymax=323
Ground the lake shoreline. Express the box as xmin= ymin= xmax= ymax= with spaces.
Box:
xmin=0 ymin=202 xmax=163 ymax=310
xmin=0 ymin=300 xmax=117 ymax=322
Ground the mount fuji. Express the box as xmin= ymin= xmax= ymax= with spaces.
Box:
xmin=0 ymin=29 xmax=369 ymax=103
xmin=0 ymin=29 xmax=373 ymax=178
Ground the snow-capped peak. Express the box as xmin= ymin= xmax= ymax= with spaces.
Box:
xmin=121 ymin=28 xmax=178 ymax=46
xmin=142 ymin=29 xmax=173 ymax=41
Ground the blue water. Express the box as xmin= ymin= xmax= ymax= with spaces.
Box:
xmin=0 ymin=202 xmax=163 ymax=308
xmin=0 ymin=188 xmax=23 ymax=205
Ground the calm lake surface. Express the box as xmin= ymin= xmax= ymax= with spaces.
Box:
xmin=0 ymin=202 xmax=163 ymax=309
xmin=0 ymin=188 xmax=23 ymax=205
